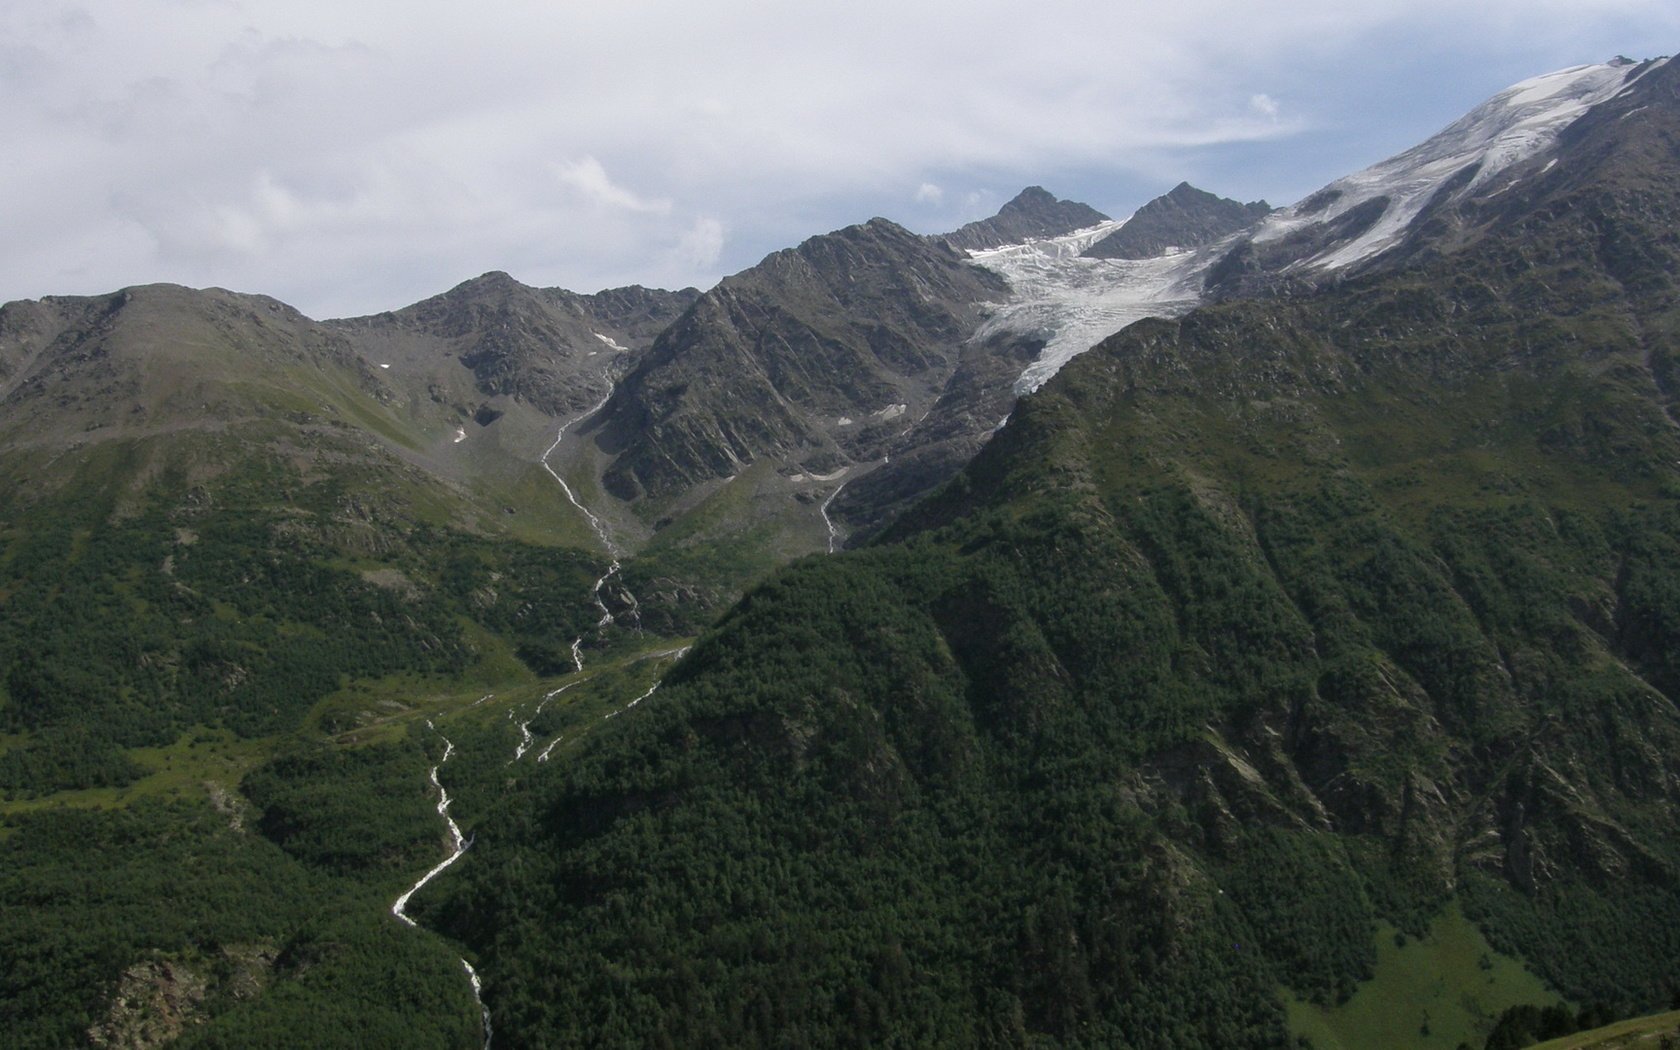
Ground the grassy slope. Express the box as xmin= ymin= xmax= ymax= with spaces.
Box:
xmin=1287 ymin=901 xmax=1563 ymax=1050
xmin=1532 ymin=1011 xmax=1680 ymax=1050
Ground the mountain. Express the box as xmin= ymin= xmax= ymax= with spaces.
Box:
xmin=956 ymin=58 xmax=1668 ymax=403
xmin=590 ymin=219 xmax=1010 ymax=510
xmin=5 ymin=53 xmax=1680 ymax=1050
xmin=937 ymin=186 xmax=1111 ymax=251
xmin=1203 ymin=57 xmax=1661 ymax=297
xmin=1082 ymin=181 xmax=1271 ymax=259
xmin=330 ymin=271 xmax=696 ymax=419
xmin=417 ymin=53 xmax=1680 ymax=1048
xmin=0 ymin=277 xmax=695 ymax=1048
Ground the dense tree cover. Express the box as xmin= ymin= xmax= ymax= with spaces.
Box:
xmin=1481 ymin=1001 xmax=1622 ymax=1049
xmin=427 ymin=151 xmax=1680 ymax=1044
xmin=0 ymin=746 xmax=480 ymax=1049
xmin=0 ymin=499 xmax=462 ymax=746
xmin=427 ymin=465 xmax=1680 ymax=1046
xmin=0 ymin=724 xmax=146 ymax=795
xmin=431 ymin=533 xmax=1295 ymax=1047
xmin=0 ymin=451 xmax=608 ymax=791
xmin=0 ymin=447 xmax=602 ymax=1044
xmin=242 ymin=736 xmax=445 ymax=877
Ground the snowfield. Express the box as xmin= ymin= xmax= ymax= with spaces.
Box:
xmin=967 ymin=220 xmax=1209 ymax=395
xmin=965 ymin=58 xmax=1663 ymax=397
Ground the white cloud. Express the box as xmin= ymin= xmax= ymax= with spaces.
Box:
xmin=553 ymin=156 xmax=673 ymax=214
xmin=670 ymin=217 xmax=725 ymax=272
xmin=0 ymin=0 xmax=1675 ymax=316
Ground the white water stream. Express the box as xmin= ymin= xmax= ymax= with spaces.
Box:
xmin=819 ymin=480 xmax=850 ymax=554
xmin=540 ymin=385 xmax=640 ymax=670
xmin=515 ymin=681 xmax=578 ymax=763
xmin=391 ymin=722 xmax=491 ymax=1048
xmin=603 ymin=647 xmax=690 ymax=721
xmin=817 ymin=455 xmax=892 ymax=554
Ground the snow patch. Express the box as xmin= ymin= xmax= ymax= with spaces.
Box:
xmin=969 ymin=220 xmax=1206 ymax=395
xmin=1254 ymin=60 xmax=1648 ymax=272
xmin=965 ymin=60 xmax=1653 ymax=396
xmin=594 ymin=332 xmax=630 ymax=352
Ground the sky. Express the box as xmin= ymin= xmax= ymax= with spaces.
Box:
xmin=2 ymin=1 xmax=1676 ymax=319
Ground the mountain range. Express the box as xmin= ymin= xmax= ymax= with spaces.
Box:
xmin=3 ymin=53 xmax=1679 ymax=1050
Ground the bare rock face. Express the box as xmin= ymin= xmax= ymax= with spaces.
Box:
xmin=937 ymin=186 xmax=1111 ymax=252
xmin=595 ymin=218 xmax=1011 ymax=502
xmin=1083 ymin=182 xmax=1271 ymax=260
xmin=87 ymin=944 xmax=279 ymax=1049
xmin=330 ymin=272 xmax=698 ymax=418
xmin=87 ymin=957 xmax=210 ymax=1049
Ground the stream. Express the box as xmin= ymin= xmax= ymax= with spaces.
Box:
xmin=541 ymin=385 xmax=640 ymax=669
xmin=390 ymin=723 xmax=491 ymax=1048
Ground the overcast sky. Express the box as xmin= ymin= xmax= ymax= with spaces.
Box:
xmin=3 ymin=1 xmax=1676 ymax=318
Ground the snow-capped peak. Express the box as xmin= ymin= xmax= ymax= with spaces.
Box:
xmin=1255 ymin=58 xmax=1657 ymax=271
xmin=966 ymin=57 xmax=1667 ymax=399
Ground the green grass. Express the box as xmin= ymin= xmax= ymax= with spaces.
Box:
xmin=1288 ymin=900 xmax=1565 ymax=1050
xmin=0 ymin=727 xmax=274 ymax=817
xmin=1531 ymin=1010 xmax=1680 ymax=1049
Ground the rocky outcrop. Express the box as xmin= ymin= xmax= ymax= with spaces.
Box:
xmin=1083 ymin=182 xmax=1270 ymax=260
xmin=595 ymin=218 xmax=1009 ymax=501
xmin=938 ymin=186 xmax=1110 ymax=252
xmin=331 ymin=272 xmax=697 ymax=418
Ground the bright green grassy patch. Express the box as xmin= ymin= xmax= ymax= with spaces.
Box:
xmin=1288 ymin=900 xmax=1565 ymax=1050
xmin=493 ymin=463 xmax=607 ymax=549
xmin=456 ymin=616 xmax=541 ymax=686
xmin=1531 ymin=1010 xmax=1680 ymax=1049
xmin=307 ymin=671 xmax=461 ymax=743
xmin=0 ymin=727 xmax=274 ymax=817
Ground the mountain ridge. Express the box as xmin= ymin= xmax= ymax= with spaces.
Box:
xmin=427 ymin=52 xmax=1680 ymax=1045
xmin=937 ymin=185 xmax=1111 ymax=252
xmin=1083 ymin=182 xmax=1271 ymax=260
xmin=6 ymin=52 xmax=1680 ymax=1050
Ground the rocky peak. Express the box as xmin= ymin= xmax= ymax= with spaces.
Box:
xmin=938 ymin=187 xmax=1111 ymax=252
xmin=1082 ymin=182 xmax=1271 ymax=260
xmin=595 ymin=217 xmax=1010 ymax=502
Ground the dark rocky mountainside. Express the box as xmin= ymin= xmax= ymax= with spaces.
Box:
xmin=593 ymin=218 xmax=1010 ymax=503
xmin=427 ymin=54 xmax=1680 ymax=1048
xmin=937 ymin=185 xmax=1110 ymax=252
xmin=1083 ymin=181 xmax=1270 ymax=259
xmin=330 ymin=271 xmax=696 ymax=418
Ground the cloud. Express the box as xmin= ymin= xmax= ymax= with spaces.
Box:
xmin=553 ymin=156 xmax=673 ymax=214
xmin=670 ymin=217 xmax=725 ymax=272
xmin=1 ymin=0 xmax=1677 ymax=316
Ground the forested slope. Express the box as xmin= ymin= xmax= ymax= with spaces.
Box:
xmin=427 ymin=54 xmax=1680 ymax=1049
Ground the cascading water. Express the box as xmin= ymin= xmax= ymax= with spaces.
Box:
xmin=391 ymin=723 xmax=491 ymax=1048
xmin=540 ymin=386 xmax=640 ymax=669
